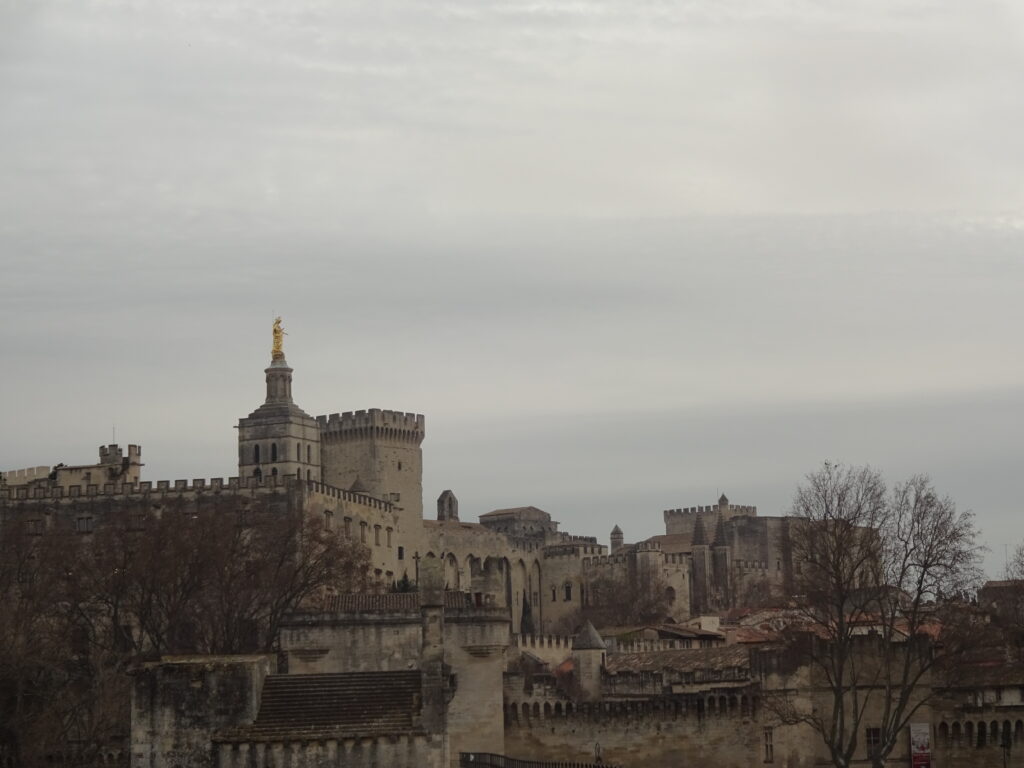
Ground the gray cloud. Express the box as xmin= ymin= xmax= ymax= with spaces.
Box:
xmin=2 ymin=0 xmax=1022 ymax=577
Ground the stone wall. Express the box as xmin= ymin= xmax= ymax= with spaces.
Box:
xmin=130 ymin=656 xmax=273 ymax=768
xmin=212 ymin=734 xmax=447 ymax=768
xmin=503 ymin=705 xmax=812 ymax=768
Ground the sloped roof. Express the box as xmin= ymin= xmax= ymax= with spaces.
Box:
xmin=480 ymin=506 xmax=550 ymax=520
xmin=605 ymin=646 xmax=750 ymax=675
xmin=573 ymin=621 xmax=606 ymax=651
xmin=217 ymin=671 xmax=421 ymax=741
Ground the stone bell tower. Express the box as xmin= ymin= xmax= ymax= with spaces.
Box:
xmin=237 ymin=318 xmax=321 ymax=482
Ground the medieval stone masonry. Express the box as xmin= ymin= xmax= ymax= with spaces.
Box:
xmin=3 ymin=333 xmax=1022 ymax=768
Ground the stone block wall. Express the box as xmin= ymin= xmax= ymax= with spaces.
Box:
xmin=503 ymin=705 xmax=812 ymax=768
xmin=213 ymin=733 xmax=447 ymax=768
xmin=130 ymin=656 xmax=273 ymax=768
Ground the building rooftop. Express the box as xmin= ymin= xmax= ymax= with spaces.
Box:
xmin=605 ymin=646 xmax=750 ymax=675
xmin=573 ymin=621 xmax=606 ymax=651
xmin=217 ymin=671 xmax=422 ymax=741
xmin=480 ymin=506 xmax=551 ymax=520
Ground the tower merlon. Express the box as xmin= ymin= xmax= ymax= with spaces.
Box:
xmin=320 ymin=409 xmax=425 ymax=429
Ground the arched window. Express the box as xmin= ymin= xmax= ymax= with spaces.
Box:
xmin=271 ymin=467 xmax=278 ymax=477
xmin=271 ymin=443 xmax=278 ymax=462
xmin=253 ymin=444 xmax=260 ymax=463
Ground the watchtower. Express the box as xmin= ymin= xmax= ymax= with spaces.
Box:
xmin=317 ymin=409 xmax=425 ymax=524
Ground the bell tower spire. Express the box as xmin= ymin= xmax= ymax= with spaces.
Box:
xmin=265 ymin=317 xmax=294 ymax=404
xmin=237 ymin=318 xmax=321 ymax=482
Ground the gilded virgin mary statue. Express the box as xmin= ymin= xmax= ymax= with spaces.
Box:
xmin=272 ymin=317 xmax=286 ymax=361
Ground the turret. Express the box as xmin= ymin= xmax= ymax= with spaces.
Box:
xmin=572 ymin=621 xmax=605 ymax=702
xmin=437 ymin=490 xmax=459 ymax=521
xmin=610 ymin=524 xmax=623 ymax=553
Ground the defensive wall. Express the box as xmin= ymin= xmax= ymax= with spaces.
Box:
xmin=1 ymin=465 xmax=51 ymax=484
xmin=513 ymin=635 xmax=576 ymax=668
xmin=213 ymin=734 xmax=447 ymax=768
xmin=0 ymin=476 xmax=409 ymax=587
xmin=502 ymin=697 xmax=808 ymax=768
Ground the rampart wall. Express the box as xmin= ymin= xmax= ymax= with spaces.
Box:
xmin=1 ymin=465 xmax=50 ymax=485
xmin=514 ymin=635 xmax=574 ymax=668
xmin=502 ymin=700 xmax=809 ymax=768
xmin=213 ymin=733 xmax=446 ymax=768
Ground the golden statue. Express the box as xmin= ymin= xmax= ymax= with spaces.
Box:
xmin=272 ymin=316 xmax=287 ymax=360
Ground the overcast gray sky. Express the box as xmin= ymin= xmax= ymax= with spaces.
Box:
xmin=2 ymin=0 xmax=1022 ymax=576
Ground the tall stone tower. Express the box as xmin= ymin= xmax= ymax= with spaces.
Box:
xmin=317 ymin=409 xmax=424 ymax=521
xmin=237 ymin=318 xmax=321 ymax=482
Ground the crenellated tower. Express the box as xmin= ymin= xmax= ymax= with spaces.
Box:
xmin=237 ymin=318 xmax=321 ymax=482
xmin=316 ymin=409 xmax=424 ymax=520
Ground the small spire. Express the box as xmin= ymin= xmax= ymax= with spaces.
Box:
xmin=611 ymin=524 xmax=622 ymax=534
xmin=573 ymin=620 xmax=605 ymax=651
xmin=719 ymin=493 xmax=729 ymax=506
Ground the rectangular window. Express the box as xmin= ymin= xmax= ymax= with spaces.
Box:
xmin=763 ymin=727 xmax=774 ymax=763
xmin=324 ymin=511 xmax=333 ymax=530
xmin=398 ymin=546 xmax=405 ymax=560
xmin=24 ymin=519 xmax=43 ymax=536
xmin=130 ymin=513 xmax=148 ymax=531
xmin=344 ymin=517 xmax=352 ymax=538
xmin=386 ymin=527 xmax=393 ymax=548
xmin=374 ymin=525 xmax=381 ymax=546
xmin=866 ymin=728 xmax=881 ymax=758
xmin=75 ymin=516 xmax=94 ymax=534
xmin=563 ymin=583 xmax=572 ymax=601
xmin=390 ymin=492 xmax=401 ymax=502
xmin=360 ymin=522 xmax=367 ymax=543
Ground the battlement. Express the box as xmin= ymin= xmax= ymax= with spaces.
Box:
xmin=317 ymin=409 xmax=425 ymax=442
xmin=515 ymin=634 xmax=574 ymax=652
xmin=1 ymin=465 xmax=50 ymax=484
xmin=307 ymin=481 xmax=394 ymax=512
xmin=609 ymin=638 xmax=693 ymax=653
xmin=583 ymin=554 xmax=630 ymax=568
xmin=0 ymin=476 xmax=391 ymax=511
xmin=504 ymin=692 xmax=760 ymax=726
xmin=663 ymin=503 xmax=756 ymax=521
xmin=98 ymin=443 xmax=142 ymax=463
xmin=558 ymin=533 xmax=599 ymax=545
xmin=541 ymin=543 xmax=603 ymax=559
xmin=635 ymin=540 xmax=662 ymax=553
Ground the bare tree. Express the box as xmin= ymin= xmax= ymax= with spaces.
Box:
xmin=769 ymin=463 xmax=983 ymax=768
xmin=0 ymin=498 xmax=371 ymax=765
